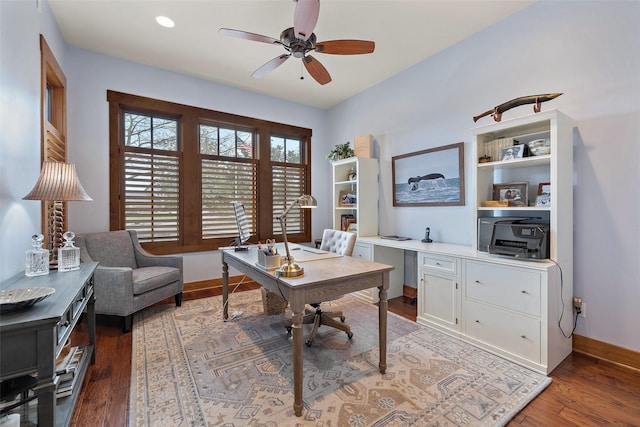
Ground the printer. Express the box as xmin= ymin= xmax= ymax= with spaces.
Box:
xmin=478 ymin=217 xmax=550 ymax=260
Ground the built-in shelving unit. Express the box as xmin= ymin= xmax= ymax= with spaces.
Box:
xmin=471 ymin=109 xmax=573 ymax=268
xmin=331 ymin=156 xmax=378 ymax=237
xmin=352 ymin=110 xmax=575 ymax=374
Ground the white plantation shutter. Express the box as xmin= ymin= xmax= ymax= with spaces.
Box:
xmin=273 ymin=165 xmax=306 ymax=233
xmin=124 ymin=152 xmax=180 ymax=241
xmin=202 ymin=159 xmax=257 ymax=239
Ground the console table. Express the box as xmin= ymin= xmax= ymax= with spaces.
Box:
xmin=0 ymin=262 xmax=98 ymax=426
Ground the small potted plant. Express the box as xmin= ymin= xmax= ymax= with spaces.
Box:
xmin=326 ymin=142 xmax=355 ymax=161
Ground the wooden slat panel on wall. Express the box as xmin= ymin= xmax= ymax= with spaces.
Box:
xmin=40 ymin=35 xmax=67 ymax=255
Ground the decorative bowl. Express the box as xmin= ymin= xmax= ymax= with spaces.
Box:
xmin=0 ymin=287 xmax=55 ymax=313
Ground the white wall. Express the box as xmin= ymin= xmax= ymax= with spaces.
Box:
xmin=327 ymin=1 xmax=640 ymax=352
xmin=0 ymin=0 xmax=66 ymax=281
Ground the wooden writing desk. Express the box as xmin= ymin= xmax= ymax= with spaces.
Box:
xmin=221 ymin=246 xmax=393 ymax=417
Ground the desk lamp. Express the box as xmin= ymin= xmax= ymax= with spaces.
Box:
xmin=23 ymin=161 xmax=92 ymax=266
xmin=276 ymin=194 xmax=317 ymax=277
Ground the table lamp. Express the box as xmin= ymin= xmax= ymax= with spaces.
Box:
xmin=23 ymin=161 xmax=92 ymax=266
xmin=276 ymin=194 xmax=317 ymax=277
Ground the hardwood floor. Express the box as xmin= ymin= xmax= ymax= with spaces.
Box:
xmin=69 ymin=286 xmax=640 ymax=426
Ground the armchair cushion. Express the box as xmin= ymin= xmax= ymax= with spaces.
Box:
xmin=133 ymin=266 xmax=182 ymax=295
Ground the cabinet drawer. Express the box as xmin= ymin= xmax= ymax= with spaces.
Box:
xmin=465 ymin=261 xmax=540 ymax=316
xmin=57 ymin=308 xmax=72 ymax=345
xmin=352 ymin=242 xmax=372 ymax=261
xmin=464 ymin=300 xmax=541 ymax=363
xmin=422 ymin=254 xmax=456 ymax=274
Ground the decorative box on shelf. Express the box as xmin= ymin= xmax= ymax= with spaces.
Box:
xmin=354 ymin=134 xmax=373 ymax=158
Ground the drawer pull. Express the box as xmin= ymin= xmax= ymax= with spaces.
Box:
xmin=436 ymin=262 xmax=441 ymax=265
xmin=521 ymin=335 xmax=527 ymax=339
xmin=475 ymin=320 xmax=480 ymax=323
xmin=475 ymin=280 xmax=481 ymax=283
xmin=521 ymin=290 xmax=527 ymax=294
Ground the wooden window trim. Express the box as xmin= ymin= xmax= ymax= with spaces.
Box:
xmin=107 ymin=90 xmax=312 ymax=254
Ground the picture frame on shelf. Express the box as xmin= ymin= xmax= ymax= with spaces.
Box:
xmin=492 ymin=182 xmax=529 ymax=206
xmin=536 ymin=182 xmax=551 ymax=206
xmin=537 ymin=182 xmax=551 ymax=196
xmin=500 ymin=145 xmax=525 ymax=161
xmin=345 ymin=217 xmax=357 ymax=232
xmin=340 ymin=214 xmax=355 ymax=231
xmin=339 ymin=190 xmax=357 ymax=207
xmin=392 ymin=142 xmax=465 ymax=207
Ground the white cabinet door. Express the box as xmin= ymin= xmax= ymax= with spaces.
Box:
xmin=417 ymin=253 xmax=460 ymax=334
xmin=420 ymin=271 xmax=458 ymax=330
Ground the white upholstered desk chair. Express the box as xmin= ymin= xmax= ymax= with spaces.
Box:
xmin=285 ymin=229 xmax=357 ymax=346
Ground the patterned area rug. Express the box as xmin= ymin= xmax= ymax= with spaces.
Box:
xmin=130 ymin=290 xmax=550 ymax=426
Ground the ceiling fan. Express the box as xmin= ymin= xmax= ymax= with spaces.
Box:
xmin=219 ymin=0 xmax=375 ymax=85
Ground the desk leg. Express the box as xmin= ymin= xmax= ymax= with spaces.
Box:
xmin=222 ymin=261 xmax=229 ymax=320
xmin=378 ymin=284 xmax=388 ymax=374
xmin=290 ymin=303 xmax=304 ymax=416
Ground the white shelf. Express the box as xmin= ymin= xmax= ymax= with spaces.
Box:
xmin=477 ymin=155 xmax=550 ymax=170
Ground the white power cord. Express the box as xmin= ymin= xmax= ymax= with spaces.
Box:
xmin=222 ymin=275 xmax=248 ymax=322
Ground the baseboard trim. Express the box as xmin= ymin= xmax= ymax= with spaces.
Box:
xmin=573 ymin=334 xmax=640 ymax=372
xmin=183 ymin=276 xmax=248 ymax=293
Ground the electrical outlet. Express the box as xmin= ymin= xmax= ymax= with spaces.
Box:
xmin=579 ymin=302 xmax=586 ymax=318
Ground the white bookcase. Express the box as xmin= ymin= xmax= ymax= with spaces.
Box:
xmin=331 ymin=157 xmax=379 ymax=237
xmin=471 ymin=109 xmax=573 ymax=270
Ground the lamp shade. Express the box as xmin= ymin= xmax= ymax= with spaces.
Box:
xmin=23 ymin=161 xmax=92 ymax=201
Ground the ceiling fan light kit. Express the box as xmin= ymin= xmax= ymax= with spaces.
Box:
xmin=219 ymin=0 xmax=374 ymax=85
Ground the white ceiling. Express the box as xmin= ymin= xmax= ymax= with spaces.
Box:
xmin=49 ymin=0 xmax=533 ymax=110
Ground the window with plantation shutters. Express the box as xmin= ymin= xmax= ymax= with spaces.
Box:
xmin=124 ymin=151 xmax=180 ymax=241
xmin=200 ymin=124 xmax=257 ymax=240
xmin=271 ymin=136 xmax=305 ymax=234
xmin=121 ymin=113 xmax=180 ymax=242
xmin=108 ymin=91 xmax=312 ymax=254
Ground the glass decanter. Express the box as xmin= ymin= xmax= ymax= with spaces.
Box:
xmin=25 ymin=233 xmax=50 ymax=277
xmin=58 ymin=231 xmax=80 ymax=272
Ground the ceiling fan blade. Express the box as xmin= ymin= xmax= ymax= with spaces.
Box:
xmin=219 ymin=28 xmax=280 ymax=45
xmin=303 ymin=55 xmax=331 ymax=85
xmin=252 ymin=54 xmax=291 ymax=78
xmin=293 ymin=0 xmax=320 ymax=41
xmin=315 ymin=40 xmax=375 ymax=55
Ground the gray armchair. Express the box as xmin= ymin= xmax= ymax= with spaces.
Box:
xmin=76 ymin=230 xmax=183 ymax=333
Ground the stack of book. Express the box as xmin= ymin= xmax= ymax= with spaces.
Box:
xmin=55 ymin=345 xmax=86 ymax=398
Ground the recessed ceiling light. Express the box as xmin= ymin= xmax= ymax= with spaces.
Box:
xmin=155 ymin=16 xmax=175 ymax=28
